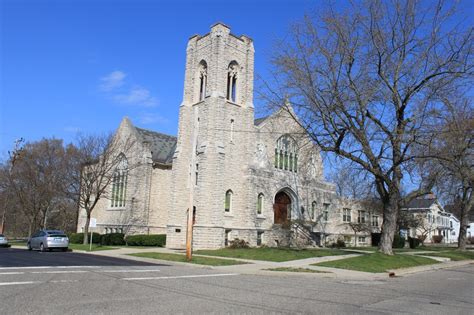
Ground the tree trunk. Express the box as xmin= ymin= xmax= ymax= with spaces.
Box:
xmin=379 ymin=197 xmax=399 ymax=255
xmin=28 ymin=220 xmax=34 ymax=238
xmin=457 ymin=210 xmax=468 ymax=250
xmin=83 ymin=212 xmax=91 ymax=245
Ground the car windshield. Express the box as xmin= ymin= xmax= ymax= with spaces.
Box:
xmin=0 ymin=234 xmax=4 ymax=237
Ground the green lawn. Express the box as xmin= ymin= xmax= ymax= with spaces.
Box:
xmin=195 ymin=247 xmax=347 ymax=262
xmin=128 ymin=252 xmax=247 ymax=266
xmin=265 ymin=267 xmax=330 ymax=273
xmin=417 ymin=250 xmax=474 ymax=261
xmin=313 ymin=252 xmax=439 ymax=273
xmin=69 ymin=244 xmax=117 ymax=252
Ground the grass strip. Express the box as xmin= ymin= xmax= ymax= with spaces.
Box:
xmin=265 ymin=267 xmax=330 ymax=273
xmin=313 ymin=252 xmax=439 ymax=273
xmin=128 ymin=252 xmax=247 ymax=266
xmin=195 ymin=247 xmax=346 ymax=262
xmin=69 ymin=244 xmax=117 ymax=251
xmin=417 ymin=250 xmax=474 ymax=261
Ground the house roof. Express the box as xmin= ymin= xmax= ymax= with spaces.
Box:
xmin=403 ymin=198 xmax=436 ymax=210
xmin=254 ymin=116 xmax=268 ymax=126
xmin=135 ymin=127 xmax=177 ymax=165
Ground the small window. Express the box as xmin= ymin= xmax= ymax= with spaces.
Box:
xmin=230 ymin=119 xmax=234 ymax=142
xmin=343 ymin=208 xmax=351 ymax=223
xmin=195 ymin=164 xmax=199 ymax=186
xmin=257 ymin=193 xmax=264 ymax=215
xmin=323 ymin=203 xmax=330 ymax=221
xmin=371 ymin=215 xmax=379 ymax=227
xmin=358 ymin=210 xmax=367 ymax=223
xmin=358 ymin=236 xmax=366 ymax=244
xmin=311 ymin=201 xmax=317 ymax=220
xmin=257 ymin=231 xmax=264 ymax=246
xmin=323 ymin=210 xmax=329 ymax=222
xmin=225 ymin=190 xmax=233 ymax=212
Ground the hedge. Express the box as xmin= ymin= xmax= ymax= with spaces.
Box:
xmin=392 ymin=234 xmax=406 ymax=248
xmin=125 ymin=234 xmax=166 ymax=247
xmin=408 ymin=236 xmax=421 ymax=249
xmin=100 ymin=233 xmax=125 ymax=246
xmin=69 ymin=232 xmax=102 ymax=244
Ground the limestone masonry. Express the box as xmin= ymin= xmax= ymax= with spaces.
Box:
xmin=77 ymin=23 xmax=382 ymax=249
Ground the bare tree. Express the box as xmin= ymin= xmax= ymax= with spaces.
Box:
xmin=265 ymin=0 xmax=473 ymax=254
xmin=428 ymin=98 xmax=473 ymax=249
xmin=69 ymin=134 xmax=135 ymax=244
xmin=2 ymin=139 xmax=71 ymax=237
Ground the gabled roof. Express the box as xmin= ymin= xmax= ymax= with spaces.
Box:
xmin=404 ymin=198 xmax=436 ymax=210
xmin=254 ymin=116 xmax=268 ymax=126
xmin=135 ymin=127 xmax=177 ymax=165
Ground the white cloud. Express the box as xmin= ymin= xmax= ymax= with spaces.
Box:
xmin=138 ymin=112 xmax=168 ymax=125
xmin=64 ymin=126 xmax=81 ymax=133
xmin=113 ymin=86 xmax=158 ymax=107
xmin=99 ymin=70 xmax=126 ymax=91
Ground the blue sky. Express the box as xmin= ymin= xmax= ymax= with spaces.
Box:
xmin=0 ymin=0 xmax=318 ymax=159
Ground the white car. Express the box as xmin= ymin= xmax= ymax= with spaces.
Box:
xmin=0 ymin=234 xmax=9 ymax=247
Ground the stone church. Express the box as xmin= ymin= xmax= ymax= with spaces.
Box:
xmin=77 ymin=23 xmax=380 ymax=249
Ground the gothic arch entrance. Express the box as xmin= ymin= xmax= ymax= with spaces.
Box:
xmin=274 ymin=191 xmax=292 ymax=225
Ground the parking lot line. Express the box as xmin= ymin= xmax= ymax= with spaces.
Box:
xmin=0 ymin=272 xmax=25 ymax=275
xmin=0 ymin=281 xmax=39 ymax=286
xmin=0 ymin=266 xmax=102 ymax=270
xmin=101 ymin=269 xmax=161 ymax=273
xmin=122 ymin=273 xmax=239 ymax=281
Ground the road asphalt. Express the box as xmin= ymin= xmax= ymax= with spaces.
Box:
xmin=1 ymin=247 xmax=472 ymax=314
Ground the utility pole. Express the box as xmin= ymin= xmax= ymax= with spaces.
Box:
xmin=186 ymin=109 xmax=199 ymax=261
xmin=1 ymin=138 xmax=24 ymax=234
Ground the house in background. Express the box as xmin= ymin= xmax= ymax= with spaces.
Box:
xmin=447 ymin=213 xmax=460 ymax=244
xmin=401 ymin=195 xmax=452 ymax=243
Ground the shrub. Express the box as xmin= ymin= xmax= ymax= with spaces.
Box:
xmin=228 ymin=238 xmax=249 ymax=249
xmin=125 ymin=234 xmax=166 ymax=247
xmin=468 ymin=236 xmax=474 ymax=244
xmin=408 ymin=237 xmax=421 ymax=249
xmin=329 ymin=239 xmax=346 ymax=248
xmin=69 ymin=232 xmax=102 ymax=244
xmin=392 ymin=234 xmax=406 ymax=248
xmin=432 ymin=235 xmax=443 ymax=243
xmin=100 ymin=233 xmax=125 ymax=246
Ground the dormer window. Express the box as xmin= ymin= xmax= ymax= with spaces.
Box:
xmin=198 ymin=60 xmax=207 ymax=101
xmin=226 ymin=61 xmax=238 ymax=102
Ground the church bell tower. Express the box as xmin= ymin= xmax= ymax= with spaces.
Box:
xmin=167 ymin=23 xmax=255 ymax=249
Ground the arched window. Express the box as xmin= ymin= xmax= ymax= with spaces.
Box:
xmin=225 ymin=190 xmax=233 ymax=212
xmin=274 ymin=135 xmax=298 ymax=172
xmin=111 ymin=155 xmax=128 ymax=208
xmin=198 ymin=60 xmax=207 ymax=101
xmin=257 ymin=193 xmax=264 ymax=215
xmin=226 ymin=61 xmax=238 ymax=102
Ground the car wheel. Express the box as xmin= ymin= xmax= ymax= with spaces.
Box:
xmin=40 ymin=243 xmax=45 ymax=252
xmin=62 ymin=248 xmax=68 ymax=252
xmin=27 ymin=242 xmax=32 ymax=251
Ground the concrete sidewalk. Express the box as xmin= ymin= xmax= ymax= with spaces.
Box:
xmin=77 ymin=246 xmax=473 ymax=279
